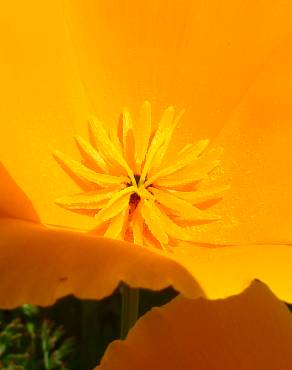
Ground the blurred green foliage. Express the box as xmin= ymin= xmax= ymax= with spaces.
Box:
xmin=0 ymin=304 xmax=75 ymax=369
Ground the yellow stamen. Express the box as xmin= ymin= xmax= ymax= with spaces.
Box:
xmin=155 ymin=160 xmax=221 ymax=188
xmin=54 ymin=150 xmax=128 ymax=187
xmin=172 ymin=185 xmax=231 ymax=204
xmin=141 ymin=199 xmax=169 ymax=246
xmin=95 ymin=193 xmax=132 ymax=225
xmin=104 ymin=207 xmax=128 ymax=240
xmin=75 ymin=135 xmax=108 ymax=172
xmin=149 ymin=108 xmax=185 ymax=173
xmin=134 ymin=101 xmax=152 ymax=172
xmin=121 ymin=107 xmax=136 ymax=171
xmin=149 ymin=187 xmax=220 ymax=221
xmin=139 ymin=106 xmax=175 ymax=184
xmin=54 ymin=102 xmax=228 ymax=250
xmin=55 ymin=188 xmax=119 ymax=210
xmin=89 ymin=118 xmax=137 ymax=186
xmin=144 ymin=139 xmax=210 ymax=187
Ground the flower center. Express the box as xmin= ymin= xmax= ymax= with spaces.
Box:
xmin=134 ymin=174 xmax=141 ymax=185
xmin=129 ymin=174 xmax=142 ymax=213
xmin=54 ymin=101 xmax=229 ymax=249
xmin=129 ymin=192 xmax=141 ymax=214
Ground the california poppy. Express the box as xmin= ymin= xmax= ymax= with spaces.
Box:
xmin=0 ymin=0 xmax=292 ymax=307
xmin=96 ymin=282 xmax=292 ymax=370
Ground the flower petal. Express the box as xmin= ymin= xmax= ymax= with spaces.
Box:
xmin=0 ymin=163 xmax=39 ymax=222
xmin=0 ymin=0 xmax=96 ymax=230
xmin=187 ymin=39 xmax=292 ymax=245
xmin=172 ymin=243 xmax=292 ymax=302
xmin=0 ymin=218 xmax=202 ymax=308
xmin=97 ymin=282 xmax=292 ymax=370
xmin=63 ymin=0 xmax=292 ymax=147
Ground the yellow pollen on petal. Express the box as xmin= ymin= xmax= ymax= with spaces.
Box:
xmin=54 ymin=102 xmax=229 ymax=249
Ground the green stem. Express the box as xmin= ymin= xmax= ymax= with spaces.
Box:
xmin=81 ymin=301 xmax=101 ymax=368
xmin=42 ymin=335 xmax=51 ymax=370
xmin=120 ymin=284 xmax=140 ymax=339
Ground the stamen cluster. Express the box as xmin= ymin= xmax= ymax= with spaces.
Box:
xmin=55 ymin=102 xmax=228 ymax=249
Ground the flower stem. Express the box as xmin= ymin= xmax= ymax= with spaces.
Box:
xmin=120 ymin=284 xmax=140 ymax=339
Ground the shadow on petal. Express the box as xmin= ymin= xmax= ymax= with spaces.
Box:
xmin=0 ymin=162 xmax=39 ymax=222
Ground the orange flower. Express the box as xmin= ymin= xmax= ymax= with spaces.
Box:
xmin=1 ymin=0 xmax=292 ymax=306
xmin=96 ymin=282 xmax=292 ymax=370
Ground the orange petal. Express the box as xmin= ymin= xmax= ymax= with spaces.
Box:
xmin=63 ymin=0 xmax=292 ymax=148
xmin=0 ymin=218 xmax=203 ymax=308
xmin=0 ymin=163 xmax=39 ymax=222
xmin=97 ymin=282 xmax=292 ymax=370
xmin=171 ymin=243 xmax=292 ymax=302
xmin=0 ymin=1 xmax=95 ymax=231
xmin=187 ymin=38 xmax=292 ymax=245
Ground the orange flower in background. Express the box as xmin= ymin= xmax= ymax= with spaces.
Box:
xmin=96 ymin=282 xmax=292 ymax=370
xmin=1 ymin=0 xmax=292 ymax=306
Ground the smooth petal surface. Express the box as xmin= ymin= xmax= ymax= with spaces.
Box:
xmin=0 ymin=218 xmax=202 ymax=308
xmin=172 ymin=244 xmax=292 ymax=302
xmin=183 ymin=39 xmax=292 ymax=244
xmin=63 ymin=0 xmax=292 ymax=144
xmin=97 ymin=282 xmax=292 ymax=370
xmin=0 ymin=1 xmax=95 ymax=230
xmin=0 ymin=163 xmax=39 ymax=222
